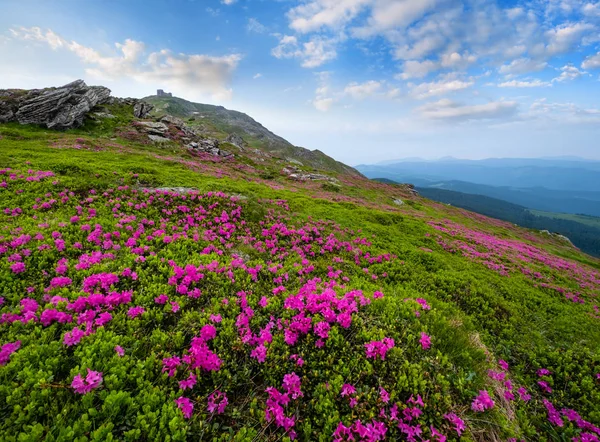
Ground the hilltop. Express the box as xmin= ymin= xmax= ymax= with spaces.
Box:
xmin=143 ymin=93 xmax=360 ymax=176
xmin=0 ymin=81 xmax=599 ymax=442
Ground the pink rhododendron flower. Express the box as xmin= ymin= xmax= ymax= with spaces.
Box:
xmin=71 ymin=369 xmax=103 ymax=394
xmin=10 ymin=262 xmax=26 ymax=274
xmin=471 ymin=390 xmax=495 ymax=412
xmin=538 ymin=380 xmax=553 ymax=394
xmin=207 ymin=390 xmax=228 ymax=414
xmin=517 ymin=387 xmax=531 ymax=401
xmin=170 ymin=301 xmax=180 ymax=313
xmin=175 ymin=396 xmax=194 ymax=419
xmin=154 ymin=294 xmax=168 ymax=304
xmin=199 ymin=324 xmax=217 ymax=341
xmin=127 ymin=306 xmax=145 ymax=319
xmin=537 ymin=368 xmax=551 ymax=377
xmin=0 ymin=341 xmax=21 ymax=365
xmin=443 ymin=412 xmax=465 ymax=436
xmin=341 ymin=384 xmax=356 ymax=397
xmin=179 ymin=373 xmax=197 ymax=390
xmin=63 ymin=327 xmax=86 ymax=346
xmin=251 ymin=344 xmax=268 ymax=362
xmin=498 ymin=360 xmax=509 ymax=371
xmin=314 ymin=321 xmax=331 ymax=339
xmin=365 ymin=337 xmax=395 ymax=360
xmin=379 ymin=387 xmax=390 ymax=403
xmin=543 ymin=399 xmax=563 ymax=427
xmin=115 ymin=346 xmax=125 ymax=356
xmin=210 ymin=314 xmax=222 ymax=323
xmin=420 ymin=332 xmax=431 ymax=350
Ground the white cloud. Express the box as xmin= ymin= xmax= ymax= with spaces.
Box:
xmin=582 ymin=2 xmax=600 ymax=17
xmin=498 ymin=79 xmax=551 ymax=87
xmin=221 ymin=0 xmax=236 ymax=5
xmin=271 ymin=34 xmax=337 ymax=68
xmin=440 ymin=51 xmax=477 ymax=69
xmin=418 ymin=98 xmax=518 ymax=121
xmin=247 ymin=18 xmax=267 ymax=34
xmin=397 ymin=60 xmax=438 ymax=79
xmin=553 ymin=64 xmax=587 ymax=82
xmin=288 ymin=0 xmax=370 ymax=33
xmin=543 ymin=22 xmax=596 ymax=56
xmin=253 ymin=73 xmax=263 ymax=79
xmin=529 ymin=98 xmax=600 ymax=124
xmin=343 ymin=80 xmax=382 ymax=99
xmin=410 ymin=75 xmax=475 ymax=99
xmin=353 ymin=0 xmax=439 ymax=37
xmin=313 ymin=97 xmax=335 ymax=111
xmin=582 ymin=51 xmax=600 ymax=69
xmin=499 ymin=58 xmax=548 ymax=75
xmin=9 ymin=27 xmax=241 ymax=101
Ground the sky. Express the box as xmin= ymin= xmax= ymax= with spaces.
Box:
xmin=1 ymin=0 xmax=600 ymax=165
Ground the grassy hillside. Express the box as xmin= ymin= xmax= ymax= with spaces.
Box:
xmin=0 ymin=102 xmax=599 ymax=441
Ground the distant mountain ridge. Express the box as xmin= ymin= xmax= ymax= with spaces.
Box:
xmin=144 ymin=94 xmax=360 ymax=176
xmin=357 ymin=158 xmax=600 ymax=191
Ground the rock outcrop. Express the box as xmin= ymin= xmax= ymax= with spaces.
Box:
xmin=225 ymin=133 xmax=245 ymax=150
xmin=0 ymin=80 xmax=111 ymax=129
xmin=282 ymin=166 xmax=338 ymax=182
xmin=134 ymin=101 xmax=154 ymax=118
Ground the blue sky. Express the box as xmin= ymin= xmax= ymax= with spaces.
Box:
xmin=1 ymin=0 xmax=600 ymax=165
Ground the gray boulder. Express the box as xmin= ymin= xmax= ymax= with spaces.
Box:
xmin=7 ymin=80 xmax=111 ymax=129
xmin=134 ymin=101 xmax=154 ymax=118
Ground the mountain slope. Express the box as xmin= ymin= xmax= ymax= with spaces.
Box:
xmin=144 ymin=95 xmax=360 ymax=176
xmin=0 ymin=95 xmax=599 ymax=442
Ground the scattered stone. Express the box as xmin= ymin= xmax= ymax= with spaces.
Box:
xmin=137 ymin=121 xmax=169 ymax=134
xmin=282 ymin=166 xmax=338 ymax=182
xmin=393 ymin=198 xmax=404 ymax=206
xmin=0 ymin=80 xmax=111 ymax=129
xmin=148 ymin=134 xmax=170 ymax=143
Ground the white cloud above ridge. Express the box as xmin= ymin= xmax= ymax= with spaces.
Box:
xmin=417 ymin=98 xmax=519 ymax=121
xmin=8 ymin=27 xmax=242 ymax=101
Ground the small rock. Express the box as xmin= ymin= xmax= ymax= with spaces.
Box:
xmin=148 ymin=134 xmax=170 ymax=143
xmin=134 ymin=101 xmax=154 ymax=118
xmin=393 ymin=198 xmax=404 ymax=206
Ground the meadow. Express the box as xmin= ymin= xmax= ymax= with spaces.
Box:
xmin=0 ymin=113 xmax=599 ymax=441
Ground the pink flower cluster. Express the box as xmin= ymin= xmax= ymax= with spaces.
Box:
xmin=265 ymin=373 xmax=303 ymax=438
xmin=365 ymin=337 xmax=395 ymax=360
xmin=0 ymin=341 xmax=21 ymax=365
xmin=71 ymin=369 xmax=103 ymax=394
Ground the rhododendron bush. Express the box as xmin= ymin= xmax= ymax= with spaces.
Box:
xmin=0 ymin=128 xmax=599 ymax=441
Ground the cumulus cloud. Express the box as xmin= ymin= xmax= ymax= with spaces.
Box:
xmin=409 ymin=74 xmax=475 ymax=99
xmin=582 ymin=51 xmax=600 ymax=69
xmin=498 ymin=79 xmax=551 ymax=87
xmin=553 ymin=64 xmax=587 ymax=82
xmin=271 ymin=34 xmax=337 ymax=68
xmin=499 ymin=58 xmax=548 ymax=75
xmin=9 ymin=27 xmax=241 ymax=101
xmin=543 ymin=22 xmax=596 ymax=56
xmin=247 ymin=18 xmax=267 ymax=34
xmin=288 ymin=0 xmax=370 ymax=33
xmin=397 ymin=60 xmax=439 ymax=79
xmin=343 ymin=80 xmax=382 ymax=99
xmin=418 ymin=98 xmax=518 ymax=121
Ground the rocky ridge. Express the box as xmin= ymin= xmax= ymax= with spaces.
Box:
xmin=0 ymin=80 xmax=111 ymax=129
